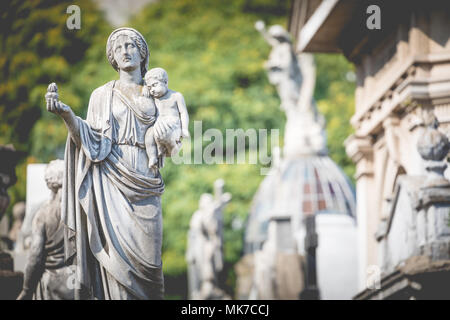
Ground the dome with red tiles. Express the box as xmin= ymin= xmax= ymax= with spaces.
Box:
xmin=244 ymin=155 xmax=356 ymax=253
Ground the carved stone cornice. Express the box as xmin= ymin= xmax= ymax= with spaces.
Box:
xmin=382 ymin=116 xmax=400 ymax=129
xmin=415 ymin=185 xmax=450 ymax=210
xmin=345 ymin=134 xmax=374 ymax=179
xmin=354 ymin=256 xmax=450 ymax=300
xmin=352 ymin=54 xmax=450 ymax=137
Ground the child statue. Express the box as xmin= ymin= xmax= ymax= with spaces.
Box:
xmin=143 ymin=67 xmax=189 ymax=170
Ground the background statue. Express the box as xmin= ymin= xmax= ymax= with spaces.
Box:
xmin=0 ymin=145 xmax=24 ymax=299
xmin=8 ymin=201 xmax=25 ymax=246
xmin=17 ymin=160 xmax=74 ymax=300
xmin=254 ymin=21 xmax=302 ymax=113
xmin=186 ymin=179 xmax=231 ymax=299
xmin=44 ymin=27 xmax=184 ymax=299
xmin=143 ymin=67 xmax=189 ymax=171
xmin=0 ymin=145 xmax=23 ymax=223
xmin=255 ymin=21 xmax=326 ymax=158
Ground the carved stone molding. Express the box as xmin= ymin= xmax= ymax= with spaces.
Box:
xmin=382 ymin=116 xmax=401 ymax=166
xmin=352 ymin=55 xmax=450 ymax=137
xmin=345 ymin=135 xmax=374 ymax=179
xmin=354 ymin=256 xmax=450 ymax=300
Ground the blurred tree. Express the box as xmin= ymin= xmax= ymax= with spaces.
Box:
xmin=129 ymin=0 xmax=290 ymax=297
xmin=315 ymin=53 xmax=356 ymax=179
xmin=0 ymin=0 xmax=105 ymax=150
xmin=1 ymin=0 xmax=356 ymax=299
xmin=0 ymin=0 xmax=109 ymax=212
xmin=128 ymin=2 xmax=356 ymax=294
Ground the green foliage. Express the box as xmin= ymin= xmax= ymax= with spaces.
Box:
xmin=128 ymin=0 xmax=290 ymax=281
xmin=2 ymin=0 xmax=356 ymax=298
xmin=1 ymin=0 xmax=109 ymax=208
xmin=132 ymin=0 xmax=287 ymax=134
xmin=315 ymin=54 xmax=356 ymax=179
xmin=0 ymin=0 xmax=105 ymax=149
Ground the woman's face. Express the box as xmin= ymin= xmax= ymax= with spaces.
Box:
xmin=113 ymin=35 xmax=142 ymax=73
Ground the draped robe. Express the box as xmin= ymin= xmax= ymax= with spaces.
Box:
xmin=62 ymin=80 xmax=165 ymax=299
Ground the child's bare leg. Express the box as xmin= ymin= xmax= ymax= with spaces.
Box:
xmin=157 ymin=144 xmax=167 ymax=169
xmin=145 ymin=129 xmax=159 ymax=169
xmin=166 ymin=129 xmax=182 ymax=156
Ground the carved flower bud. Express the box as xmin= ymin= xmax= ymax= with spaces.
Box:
xmin=47 ymin=83 xmax=59 ymax=100
xmin=48 ymin=82 xmax=58 ymax=93
xmin=417 ymin=127 xmax=449 ymax=161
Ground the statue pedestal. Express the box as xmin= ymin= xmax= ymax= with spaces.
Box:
xmin=357 ymin=175 xmax=450 ymax=299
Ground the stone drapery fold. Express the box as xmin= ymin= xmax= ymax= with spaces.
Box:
xmin=61 ymin=81 xmax=165 ymax=299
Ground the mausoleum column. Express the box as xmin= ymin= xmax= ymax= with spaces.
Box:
xmin=345 ymin=135 xmax=374 ymax=291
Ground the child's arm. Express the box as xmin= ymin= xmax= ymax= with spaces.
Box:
xmin=176 ymin=92 xmax=190 ymax=138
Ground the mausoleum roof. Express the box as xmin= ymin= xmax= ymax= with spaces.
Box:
xmin=244 ymin=155 xmax=356 ymax=253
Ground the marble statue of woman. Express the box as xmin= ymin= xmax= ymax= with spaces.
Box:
xmin=45 ymin=28 xmax=173 ymax=300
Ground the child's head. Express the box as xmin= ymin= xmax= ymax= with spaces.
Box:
xmin=45 ymin=159 xmax=64 ymax=193
xmin=144 ymin=67 xmax=168 ymax=98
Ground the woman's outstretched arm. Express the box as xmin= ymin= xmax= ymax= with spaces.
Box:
xmin=45 ymin=84 xmax=81 ymax=147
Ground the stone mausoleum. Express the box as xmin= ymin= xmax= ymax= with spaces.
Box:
xmin=288 ymin=0 xmax=450 ymax=299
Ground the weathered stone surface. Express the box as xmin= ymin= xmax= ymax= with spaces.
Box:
xmin=143 ymin=67 xmax=189 ymax=170
xmin=417 ymin=113 xmax=449 ymax=161
xmin=42 ymin=27 xmax=183 ymax=299
xmin=242 ymin=21 xmax=357 ymax=300
xmin=234 ymin=254 xmax=254 ymax=300
xmin=354 ymin=255 xmax=450 ymax=300
xmin=374 ymin=153 xmax=450 ymax=300
xmin=274 ymin=252 xmax=304 ymax=299
xmin=400 ymin=255 xmax=450 ymax=275
xmin=255 ymin=21 xmax=326 ymax=159
xmin=186 ymin=179 xmax=231 ymax=300
xmin=290 ymin=2 xmax=450 ymax=291
xmin=17 ymin=164 xmax=52 ymax=255
xmin=250 ymin=217 xmax=304 ymax=300
xmin=17 ymin=160 xmax=74 ymax=300
xmin=9 ymin=201 xmax=25 ymax=244
xmin=0 ymin=215 xmax=10 ymax=251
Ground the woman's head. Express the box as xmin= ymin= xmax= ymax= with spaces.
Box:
xmin=45 ymin=159 xmax=64 ymax=193
xmin=106 ymin=28 xmax=149 ymax=77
